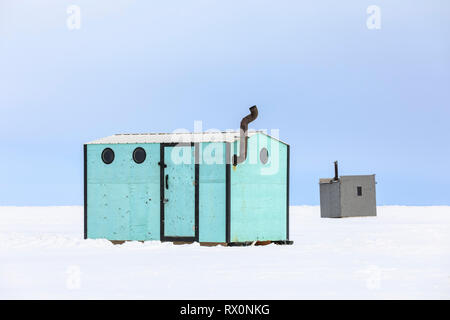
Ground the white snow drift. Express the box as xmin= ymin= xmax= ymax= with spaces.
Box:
xmin=0 ymin=206 xmax=449 ymax=299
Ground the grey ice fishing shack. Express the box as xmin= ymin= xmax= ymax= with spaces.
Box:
xmin=319 ymin=162 xmax=376 ymax=218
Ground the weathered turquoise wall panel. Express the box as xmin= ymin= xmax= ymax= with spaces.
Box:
xmin=198 ymin=142 xmax=226 ymax=243
xmin=86 ymin=143 xmax=160 ymax=240
xmin=230 ymin=133 xmax=288 ymax=242
xmin=86 ymin=134 xmax=288 ymax=244
xmin=163 ymin=145 xmax=196 ymax=237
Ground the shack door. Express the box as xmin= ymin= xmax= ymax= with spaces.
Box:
xmin=161 ymin=144 xmax=197 ymax=241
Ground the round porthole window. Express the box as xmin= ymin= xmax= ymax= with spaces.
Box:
xmin=260 ymin=147 xmax=269 ymax=164
xmin=133 ymin=147 xmax=146 ymax=164
xmin=101 ymin=148 xmax=115 ymax=164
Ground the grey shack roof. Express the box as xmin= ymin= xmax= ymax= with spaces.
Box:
xmin=86 ymin=131 xmax=288 ymax=145
xmin=319 ymin=175 xmax=376 ymax=184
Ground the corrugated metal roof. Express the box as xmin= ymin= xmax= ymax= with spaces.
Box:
xmin=86 ymin=131 xmax=263 ymax=145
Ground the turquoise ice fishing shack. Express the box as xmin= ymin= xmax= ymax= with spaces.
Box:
xmin=84 ymin=106 xmax=291 ymax=245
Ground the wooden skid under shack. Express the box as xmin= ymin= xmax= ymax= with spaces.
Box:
xmin=109 ymin=240 xmax=293 ymax=246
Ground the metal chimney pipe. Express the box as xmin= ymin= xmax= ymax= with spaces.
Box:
xmin=334 ymin=161 xmax=339 ymax=181
xmin=233 ymin=105 xmax=258 ymax=166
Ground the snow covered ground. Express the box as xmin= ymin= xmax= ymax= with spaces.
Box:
xmin=0 ymin=206 xmax=449 ymax=299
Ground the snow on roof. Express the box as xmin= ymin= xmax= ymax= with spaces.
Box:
xmin=319 ymin=178 xmax=336 ymax=184
xmin=319 ymin=175 xmax=375 ymax=184
xmin=86 ymin=131 xmax=265 ymax=145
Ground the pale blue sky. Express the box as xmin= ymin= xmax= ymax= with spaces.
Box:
xmin=0 ymin=1 xmax=449 ymax=205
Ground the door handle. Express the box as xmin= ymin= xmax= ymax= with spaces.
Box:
xmin=165 ymin=174 xmax=169 ymax=190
